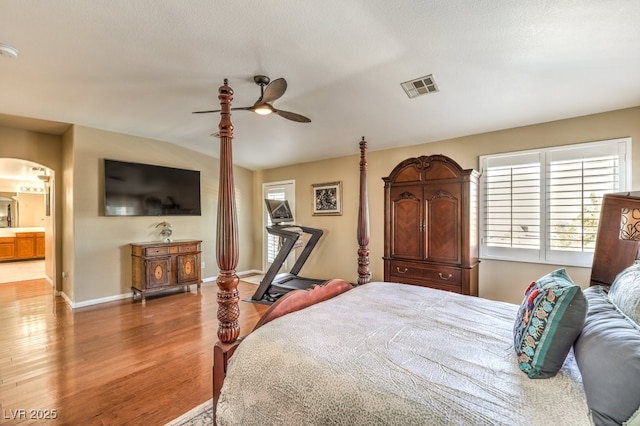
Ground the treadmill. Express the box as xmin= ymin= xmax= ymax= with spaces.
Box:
xmin=249 ymin=199 xmax=325 ymax=304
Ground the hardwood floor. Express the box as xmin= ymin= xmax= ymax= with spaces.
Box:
xmin=0 ymin=279 xmax=268 ymax=425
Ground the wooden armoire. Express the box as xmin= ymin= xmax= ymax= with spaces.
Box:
xmin=383 ymin=154 xmax=480 ymax=296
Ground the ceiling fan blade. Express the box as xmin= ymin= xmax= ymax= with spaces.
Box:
xmin=192 ymin=109 xmax=220 ymax=114
xmin=274 ymin=109 xmax=311 ymax=123
xmin=192 ymin=107 xmax=253 ymax=114
xmin=260 ymin=78 xmax=287 ymax=104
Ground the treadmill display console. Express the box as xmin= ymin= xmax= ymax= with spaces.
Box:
xmin=265 ymin=199 xmax=294 ymax=224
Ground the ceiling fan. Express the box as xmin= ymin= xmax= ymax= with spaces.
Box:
xmin=193 ymin=75 xmax=311 ymax=123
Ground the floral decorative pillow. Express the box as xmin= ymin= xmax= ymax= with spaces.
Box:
xmin=513 ymin=268 xmax=587 ymax=379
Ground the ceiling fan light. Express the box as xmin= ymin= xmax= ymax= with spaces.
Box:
xmin=0 ymin=43 xmax=19 ymax=59
xmin=254 ymin=105 xmax=272 ymax=115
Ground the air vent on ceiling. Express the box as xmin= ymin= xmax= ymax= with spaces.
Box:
xmin=401 ymin=74 xmax=439 ymax=99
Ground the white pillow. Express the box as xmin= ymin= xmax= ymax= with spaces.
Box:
xmin=625 ymin=406 xmax=640 ymax=426
xmin=609 ymin=260 xmax=640 ymax=325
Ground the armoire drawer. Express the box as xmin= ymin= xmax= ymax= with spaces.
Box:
xmin=387 ymin=273 xmax=462 ymax=294
xmin=388 ymin=260 xmax=462 ymax=286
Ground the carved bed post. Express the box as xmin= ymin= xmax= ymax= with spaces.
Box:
xmin=215 ymin=79 xmax=240 ymax=344
xmin=213 ymin=79 xmax=241 ymax=412
xmin=357 ymin=137 xmax=371 ymax=284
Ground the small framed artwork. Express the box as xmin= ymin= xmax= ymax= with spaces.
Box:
xmin=312 ymin=181 xmax=342 ymax=216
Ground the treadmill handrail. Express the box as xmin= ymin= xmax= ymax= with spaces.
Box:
xmin=289 ymin=226 xmax=323 ymax=275
xmin=251 ymin=225 xmax=323 ymax=301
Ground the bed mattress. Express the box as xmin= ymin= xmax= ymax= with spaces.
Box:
xmin=217 ymin=282 xmax=591 ymax=425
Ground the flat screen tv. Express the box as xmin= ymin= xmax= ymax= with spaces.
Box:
xmin=104 ymin=159 xmax=201 ymax=216
xmin=265 ymin=199 xmax=294 ymax=224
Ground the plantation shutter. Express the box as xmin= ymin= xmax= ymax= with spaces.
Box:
xmin=265 ymin=189 xmax=286 ymax=264
xmin=480 ymin=137 xmax=629 ymax=267
xmin=546 ymin=144 xmax=621 ymax=265
xmin=482 ymin=152 xmax=542 ymax=263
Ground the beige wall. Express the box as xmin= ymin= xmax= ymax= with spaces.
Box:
xmin=15 ymin=192 xmax=46 ymax=227
xmin=1 ymin=123 xmax=255 ymax=305
xmin=257 ymin=106 xmax=640 ymax=304
xmin=61 ymin=126 xmax=75 ymax=299
xmin=68 ymin=126 xmax=255 ymax=303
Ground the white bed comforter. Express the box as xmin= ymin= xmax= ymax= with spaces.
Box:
xmin=217 ymin=282 xmax=591 ymax=425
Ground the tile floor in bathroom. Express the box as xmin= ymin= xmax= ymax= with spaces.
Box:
xmin=0 ymin=259 xmax=45 ymax=284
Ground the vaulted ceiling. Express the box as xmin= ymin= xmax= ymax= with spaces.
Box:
xmin=1 ymin=1 xmax=639 ymax=171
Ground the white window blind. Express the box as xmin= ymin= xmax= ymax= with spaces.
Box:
xmin=484 ymin=152 xmax=541 ymax=251
xmin=480 ymin=137 xmax=631 ymax=267
xmin=265 ymin=190 xmax=286 ymax=263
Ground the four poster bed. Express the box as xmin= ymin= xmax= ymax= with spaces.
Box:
xmin=212 ymin=80 xmax=640 ymax=425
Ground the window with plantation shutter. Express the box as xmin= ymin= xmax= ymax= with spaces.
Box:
xmin=483 ymin=152 xmax=541 ymax=254
xmin=480 ymin=137 xmax=631 ymax=267
xmin=263 ymin=181 xmax=295 ymax=271
xmin=266 ymin=190 xmax=286 ymax=264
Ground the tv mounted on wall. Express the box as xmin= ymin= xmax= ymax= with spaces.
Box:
xmin=104 ymin=159 xmax=201 ymax=216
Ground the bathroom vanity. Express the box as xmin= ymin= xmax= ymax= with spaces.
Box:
xmin=0 ymin=227 xmax=45 ymax=261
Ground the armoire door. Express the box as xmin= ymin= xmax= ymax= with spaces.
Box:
xmin=389 ymin=185 xmax=424 ymax=260
xmin=424 ymin=183 xmax=461 ymax=264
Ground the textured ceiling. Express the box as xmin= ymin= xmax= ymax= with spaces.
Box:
xmin=1 ymin=0 xmax=639 ymax=172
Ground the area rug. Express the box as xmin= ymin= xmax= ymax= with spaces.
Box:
xmin=165 ymin=399 xmax=213 ymax=426
xmin=241 ymin=274 xmax=264 ymax=285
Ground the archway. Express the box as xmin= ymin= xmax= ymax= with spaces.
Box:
xmin=0 ymin=158 xmax=56 ymax=287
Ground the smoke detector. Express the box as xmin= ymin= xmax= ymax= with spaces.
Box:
xmin=0 ymin=43 xmax=19 ymax=59
xmin=401 ymin=74 xmax=439 ymax=99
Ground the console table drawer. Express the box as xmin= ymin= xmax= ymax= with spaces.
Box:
xmin=145 ymin=246 xmax=170 ymax=256
xmin=178 ymin=243 xmax=199 ymax=253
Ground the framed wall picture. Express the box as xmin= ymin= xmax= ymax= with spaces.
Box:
xmin=312 ymin=181 xmax=342 ymax=216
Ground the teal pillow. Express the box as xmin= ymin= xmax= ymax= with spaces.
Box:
xmin=513 ymin=268 xmax=587 ymax=379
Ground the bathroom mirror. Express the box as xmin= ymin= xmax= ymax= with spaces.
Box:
xmin=0 ymin=192 xmax=45 ymax=228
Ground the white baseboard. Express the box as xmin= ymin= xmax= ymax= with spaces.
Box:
xmin=59 ymin=291 xmax=72 ymax=306
xmin=60 ymin=290 xmax=132 ymax=309
xmin=59 ymin=269 xmax=263 ymax=309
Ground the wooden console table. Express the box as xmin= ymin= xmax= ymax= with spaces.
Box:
xmin=131 ymin=239 xmax=202 ymax=302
